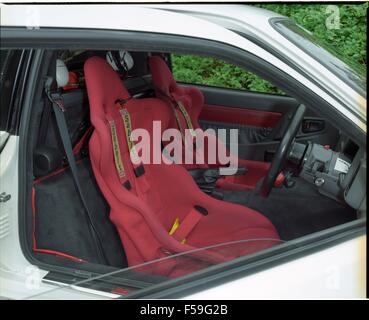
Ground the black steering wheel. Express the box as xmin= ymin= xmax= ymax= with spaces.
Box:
xmin=259 ymin=104 xmax=306 ymax=197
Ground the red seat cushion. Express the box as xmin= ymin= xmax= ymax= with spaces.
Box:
xmin=85 ymin=56 xmax=280 ymax=277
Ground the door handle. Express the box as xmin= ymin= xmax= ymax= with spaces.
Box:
xmin=301 ymin=119 xmax=325 ymax=134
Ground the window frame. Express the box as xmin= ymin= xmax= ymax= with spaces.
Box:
xmin=270 ymin=17 xmax=366 ymax=98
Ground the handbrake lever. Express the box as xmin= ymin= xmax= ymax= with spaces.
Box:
xmin=219 ymin=166 xmax=248 ymax=176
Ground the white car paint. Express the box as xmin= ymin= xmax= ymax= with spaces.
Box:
xmin=0 ymin=136 xmax=47 ymax=299
xmin=184 ymin=236 xmax=366 ymax=299
xmin=0 ymin=4 xmax=366 ymax=299
xmin=0 ymin=137 xmax=117 ymax=300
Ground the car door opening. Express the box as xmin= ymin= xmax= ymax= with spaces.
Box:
xmin=19 ymin=48 xmax=365 ymax=296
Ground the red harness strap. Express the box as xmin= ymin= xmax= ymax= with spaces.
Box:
xmin=172 ymin=207 xmax=206 ymax=243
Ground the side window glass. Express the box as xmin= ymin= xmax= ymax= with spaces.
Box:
xmin=171 ymin=54 xmax=285 ymax=95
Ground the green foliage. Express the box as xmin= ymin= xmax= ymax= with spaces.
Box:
xmin=172 ymin=4 xmax=367 ymax=94
xmin=172 ymin=54 xmax=285 ymax=95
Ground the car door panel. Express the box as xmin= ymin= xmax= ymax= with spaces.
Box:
xmin=192 ymin=85 xmax=340 ymax=161
xmin=200 ymin=104 xmax=282 ymax=127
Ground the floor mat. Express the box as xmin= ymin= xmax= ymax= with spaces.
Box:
xmin=33 ymin=157 xmax=127 ymax=267
xmin=220 ymin=178 xmax=357 ymax=240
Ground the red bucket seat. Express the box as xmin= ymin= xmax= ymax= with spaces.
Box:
xmin=85 ymin=56 xmax=280 ymax=277
xmin=149 ymin=55 xmax=272 ymax=190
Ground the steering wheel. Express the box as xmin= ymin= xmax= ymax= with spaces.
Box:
xmin=259 ymin=104 xmax=306 ymax=197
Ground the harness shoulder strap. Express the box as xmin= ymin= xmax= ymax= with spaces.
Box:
xmin=154 ymin=86 xmax=196 ymax=139
xmin=38 ymin=59 xmax=57 ymax=145
xmin=107 ymin=116 xmax=125 ymax=177
xmin=117 ymin=104 xmax=150 ymax=194
xmin=176 ymin=100 xmax=196 ymax=138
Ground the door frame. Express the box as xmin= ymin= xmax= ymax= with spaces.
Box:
xmin=1 ymin=27 xmax=365 ymax=298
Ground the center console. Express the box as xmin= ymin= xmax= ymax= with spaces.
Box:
xmin=288 ymin=140 xmax=366 ymax=210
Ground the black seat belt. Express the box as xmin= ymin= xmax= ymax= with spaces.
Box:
xmin=37 ymin=60 xmax=57 ymax=146
xmin=44 ymin=77 xmax=108 ymax=265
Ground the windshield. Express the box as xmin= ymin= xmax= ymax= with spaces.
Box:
xmin=22 ymin=238 xmax=283 ymax=299
xmin=271 ymin=18 xmax=366 ymax=97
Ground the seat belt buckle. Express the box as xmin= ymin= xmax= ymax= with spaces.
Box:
xmin=134 ymin=164 xmax=145 ymax=177
xmin=123 ymin=180 xmax=132 ymax=190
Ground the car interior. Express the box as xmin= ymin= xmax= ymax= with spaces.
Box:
xmin=26 ymin=49 xmax=365 ymax=294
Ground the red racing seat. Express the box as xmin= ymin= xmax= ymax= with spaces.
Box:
xmin=149 ymin=55 xmax=272 ymax=190
xmin=85 ymin=56 xmax=280 ymax=277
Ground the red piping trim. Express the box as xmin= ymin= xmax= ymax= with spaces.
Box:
xmin=33 ymin=248 xmax=85 ymax=262
xmin=32 ymin=187 xmax=85 ymax=263
xmin=73 ymin=126 xmax=93 ymax=155
xmin=31 ymin=187 xmax=37 ymax=251
xmin=33 ymin=159 xmax=84 ymax=184
xmin=34 ymin=126 xmax=92 ymax=185
xmin=111 ymin=287 xmax=130 ymax=295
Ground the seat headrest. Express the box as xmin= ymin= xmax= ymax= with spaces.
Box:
xmin=149 ymin=56 xmax=177 ymax=95
xmin=56 ymin=59 xmax=69 ymax=88
xmin=84 ymin=56 xmax=131 ymax=120
xmin=106 ymin=50 xmax=134 ymax=74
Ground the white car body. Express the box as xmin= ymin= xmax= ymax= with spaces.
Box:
xmin=0 ymin=4 xmax=366 ymax=299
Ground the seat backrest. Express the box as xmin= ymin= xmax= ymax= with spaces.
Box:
xmin=40 ymin=58 xmax=90 ymax=150
xmin=149 ymin=56 xmax=204 ymax=131
xmin=85 ymin=56 xmax=170 ymax=194
xmin=85 ymin=56 xmax=176 ymax=269
xmin=149 ymin=56 xmax=236 ymax=168
xmin=34 ymin=88 xmax=89 ymax=177
xmin=44 ymin=89 xmax=90 ymax=149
